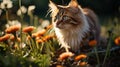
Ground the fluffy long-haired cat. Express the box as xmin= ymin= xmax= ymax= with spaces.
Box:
xmin=49 ymin=0 xmax=100 ymax=52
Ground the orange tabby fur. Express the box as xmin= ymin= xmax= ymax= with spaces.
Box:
xmin=49 ymin=0 xmax=100 ymax=52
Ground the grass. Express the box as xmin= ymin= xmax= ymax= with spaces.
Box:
xmin=0 ymin=0 xmax=120 ymax=67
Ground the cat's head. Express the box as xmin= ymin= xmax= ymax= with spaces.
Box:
xmin=49 ymin=0 xmax=84 ymax=30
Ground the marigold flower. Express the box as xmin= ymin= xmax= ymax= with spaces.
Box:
xmin=75 ymin=54 xmax=87 ymax=61
xmin=35 ymin=36 xmax=41 ymax=40
xmin=36 ymin=39 xmax=44 ymax=44
xmin=56 ymin=65 xmax=63 ymax=67
xmin=1 ymin=0 xmax=13 ymax=9
xmin=89 ymin=40 xmax=97 ymax=47
xmin=22 ymin=26 xmax=35 ymax=33
xmin=26 ymin=35 xmax=31 ymax=41
xmin=43 ymin=35 xmax=53 ymax=41
xmin=79 ymin=62 xmax=87 ymax=67
xmin=0 ymin=34 xmax=10 ymax=42
xmin=32 ymin=29 xmax=46 ymax=37
xmin=114 ymin=36 xmax=120 ymax=45
xmin=10 ymin=34 xmax=15 ymax=41
xmin=58 ymin=52 xmax=74 ymax=61
xmin=37 ymin=30 xmax=46 ymax=36
xmin=5 ymin=25 xmax=20 ymax=33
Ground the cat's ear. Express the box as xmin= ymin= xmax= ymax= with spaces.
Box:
xmin=49 ymin=0 xmax=58 ymax=11
xmin=68 ymin=0 xmax=79 ymax=13
xmin=68 ymin=0 xmax=78 ymax=8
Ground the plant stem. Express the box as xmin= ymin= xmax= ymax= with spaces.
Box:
xmin=30 ymin=14 xmax=33 ymax=25
xmin=103 ymin=34 xmax=112 ymax=65
xmin=94 ymin=46 xmax=100 ymax=66
xmin=34 ymin=16 xmax=38 ymax=27
xmin=19 ymin=0 xmax=24 ymax=45
xmin=5 ymin=9 xmax=9 ymax=23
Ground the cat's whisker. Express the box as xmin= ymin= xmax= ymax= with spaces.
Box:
xmin=45 ymin=8 xmax=51 ymax=17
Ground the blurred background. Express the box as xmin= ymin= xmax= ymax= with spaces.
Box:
xmin=0 ymin=0 xmax=120 ymax=26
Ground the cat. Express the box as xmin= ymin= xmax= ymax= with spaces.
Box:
xmin=49 ymin=0 xmax=100 ymax=52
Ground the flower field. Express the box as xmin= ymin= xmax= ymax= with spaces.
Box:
xmin=0 ymin=0 xmax=120 ymax=67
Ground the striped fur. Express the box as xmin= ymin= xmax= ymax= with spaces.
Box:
xmin=49 ymin=0 xmax=100 ymax=52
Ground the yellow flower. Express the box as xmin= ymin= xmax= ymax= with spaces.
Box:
xmin=17 ymin=6 xmax=27 ymax=16
xmin=1 ymin=0 xmax=13 ymax=9
xmin=5 ymin=25 xmax=20 ymax=33
xmin=114 ymin=36 xmax=120 ymax=45
xmin=22 ymin=26 xmax=35 ymax=33
xmin=75 ymin=54 xmax=87 ymax=61
xmin=28 ymin=5 xmax=36 ymax=15
xmin=58 ymin=52 xmax=74 ymax=61
xmin=89 ymin=40 xmax=97 ymax=47
xmin=0 ymin=34 xmax=10 ymax=42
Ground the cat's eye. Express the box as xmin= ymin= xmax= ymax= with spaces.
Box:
xmin=62 ymin=16 xmax=70 ymax=21
xmin=69 ymin=20 xmax=78 ymax=24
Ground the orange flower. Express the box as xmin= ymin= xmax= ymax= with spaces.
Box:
xmin=0 ymin=34 xmax=10 ymax=42
xmin=32 ymin=30 xmax=46 ymax=37
xmin=35 ymin=36 xmax=41 ymax=40
xmin=75 ymin=54 xmax=87 ymax=61
xmin=114 ymin=36 xmax=120 ymax=45
xmin=22 ymin=26 xmax=35 ymax=33
xmin=89 ymin=40 xmax=97 ymax=47
xmin=10 ymin=34 xmax=15 ymax=41
xmin=79 ymin=62 xmax=87 ymax=67
xmin=32 ymin=33 xmax=37 ymax=38
xmin=43 ymin=35 xmax=53 ymax=41
xmin=26 ymin=36 xmax=31 ymax=40
xmin=5 ymin=25 xmax=20 ymax=33
xmin=36 ymin=39 xmax=44 ymax=44
xmin=56 ymin=65 xmax=63 ymax=67
xmin=46 ymin=24 xmax=53 ymax=30
xmin=58 ymin=52 xmax=74 ymax=61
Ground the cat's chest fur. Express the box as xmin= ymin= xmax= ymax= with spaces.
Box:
xmin=54 ymin=16 xmax=90 ymax=52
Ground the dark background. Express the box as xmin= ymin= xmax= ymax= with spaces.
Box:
xmin=10 ymin=0 xmax=120 ymax=17
xmin=0 ymin=0 xmax=119 ymax=27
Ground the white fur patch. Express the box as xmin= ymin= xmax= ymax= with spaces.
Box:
xmin=54 ymin=12 xmax=90 ymax=52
